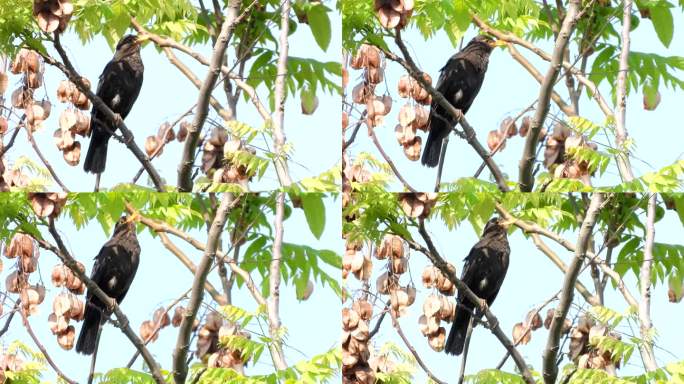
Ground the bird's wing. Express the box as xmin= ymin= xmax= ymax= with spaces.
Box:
xmin=434 ymin=56 xmax=485 ymax=114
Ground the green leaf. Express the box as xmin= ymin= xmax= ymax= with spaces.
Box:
xmin=307 ymin=4 xmax=331 ymax=51
xmin=301 ymin=193 xmax=326 ymax=239
xmin=649 ymin=4 xmax=674 ymax=47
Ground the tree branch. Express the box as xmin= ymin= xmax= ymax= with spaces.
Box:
xmin=369 ymin=128 xmax=418 ymax=192
xmin=172 ymin=193 xmax=236 ymax=384
xmin=613 ymin=0 xmax=636 ymax=182
xmin=267 ymin=192 xmax=288 ymax=370
xmin=542 ymin=192 xmax=604 ymax=384
xmin=518 ymin=0 xmax=581 ymax=192
xmin=25 ymin=127 xmax=70 ymax=192
xmin=389 ymin=308 xmax=447 ymax=384
xmin=271 ymin=0 xmax=294 ymax=187
xmin=38 ymin=218 xmax=165 ymax=384
xmin=638 ymin=193 xmax=658 ymax=371
xmin=19 ymin=306 xmax=78 ymax=384
xmin=177 ymin=2 xmax=249 ymax=191
xmin=43 ymin=33 xmax=165 ymax=191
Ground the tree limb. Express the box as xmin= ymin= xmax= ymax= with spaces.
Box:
xmin=271 ymin=0 xmax=294 ymax=187
xmin=638 ymin=194 xmax=658 ymax=371
xmin=267 ymin=192 xmax=288 ymax=370
xmin=518 ymin=0 xmax=581 ymax=192
xmin=177 ymin=2 xmax=249 ymax=191
xmin=542 ymin=192 xmax=604 ymax=384
xmin=25 ymin=127 xmax=70 ymax=192
xmin=613 ymin=0 xmax=636 ymax=182
xmin=172 ymin=193 xmax=237 ymax=383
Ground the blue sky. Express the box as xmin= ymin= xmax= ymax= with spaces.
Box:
xmin=3 ymin=3 xmax=341 ymax=192
xmin=344 ymin=12 xmax=684 ymax=191
xmin=352 ymin=197 xmax=684 ymax=383
xmin=0 ymin=194 xmax=343 ymax=381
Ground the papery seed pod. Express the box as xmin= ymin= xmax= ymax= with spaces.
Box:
xmin=57 ymin=325 xmax=75 ymax=350
xmin=512 ymin=322 xmax=531 ymax=345
xmin=153 ymin=307 xmax=171 ymax=328
xmin=353 ymin=300 xmax=373 ymax=321
xmin=428 ymin=327 xmax=446 ymax=351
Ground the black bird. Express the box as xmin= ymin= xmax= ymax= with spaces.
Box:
xmin=445 ymin=217 xmax=510 ymax=356
xmin=76 ymin=215 xmax=140 ymax=355
xmin=421 ymin=35 xmax=498 ymax=167
xmin=83 ymin=34 xmax=145 ymax=174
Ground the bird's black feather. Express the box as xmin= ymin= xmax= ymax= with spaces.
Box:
xmin=76 ymin=216 xmax=140 ymax=355
xmin=445 ymin=218 xmax=510 ymax=356
xmin=422 ymin=36 xmax=495 ymax=167
xmin=84 ymin=35 xmax=144 ymax=174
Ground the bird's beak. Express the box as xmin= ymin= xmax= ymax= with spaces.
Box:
xmin=125 ymin=212 xmax=140 ymax=224
xmin=135 ymin=35 xmax=149 ymax=45
xmin=488 ymin=39 xmax=504 ymax=48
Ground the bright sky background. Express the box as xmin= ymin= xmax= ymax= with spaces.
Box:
xmin=0 ymin=194 xmax=343 ymax=382
xmin=3 ymin=2 xmax=340 ymax=192
xmin=345 ymin=11 xmax=684 ymax=191
xmin=352 ymin=195 xmax=684 ymax=383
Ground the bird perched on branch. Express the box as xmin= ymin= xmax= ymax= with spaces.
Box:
xmin=76 ymin=215 xmax=141 ymax=355
xmin=83 ymin=34 xmax=145 ymax=174
xmin=421 ymin=35 xmax=498 ymax=167
xmin=445 ymin=217 xmax=510 ymax=356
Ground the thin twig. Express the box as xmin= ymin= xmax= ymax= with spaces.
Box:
xmin=0 ymin=125 xmax=22 ymax=158
xmin=457 ymin=316 xmax=475 ymax=384
xmin=0 ymin=300 xmax=20 ymax=337
xmin=613 ymin=0 xmax=636 ymax=182
xmin=19 ymin=306 xmax=78 ymax=384
xmin=369 ymin=128 xmax=418 ymax=192
xmin=271 ymin=0 xmax=294 ymax=187
xmin=25 ymin=128 xmax=70 ymax=192
xmin=342 ymin=111 xmax=366 ymax=151
xmin=389 ymin=307 xmax=447 ymax=384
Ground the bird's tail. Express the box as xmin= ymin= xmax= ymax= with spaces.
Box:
xmin=445 ymin=302 xmax=471 ymax=356
xmin=421 ymin=116 xmax=448 ymax=168
xmin=76 ymin=304 xmax=102 ymax=355
xmin=83 ymin=124 xmax=109 ymax=174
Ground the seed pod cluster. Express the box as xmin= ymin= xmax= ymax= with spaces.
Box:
xmin=418 ymin=263 xmax=457 ymax=352
xmin=139 ymin=306 xmax=172 ymax=343
xmin=551 ymin=133 xmax=599 ymax=187
xmin=207 ymin=322 xmax=251 ymax=370
xmin=213 ymin=139 xmax=257 ymax=186
xmin=375 ymin=235 xmax=415 ymax=317
xmin=343 ymin=239 xmax=372 ymax=281
xmin=398 ymin=192 xmax=437 ymax=218
xmin=3 ymin=233 xmax=42 ymax=316
xmin=350 ymin=44 xmax=390 ymax=130
xmin=397 ymin=73 xmax=432 ymax=105
xmin=33 ymin=0 xmax=73 ymax=33
xmin=394 ymin=103 xmax=429 ymax=161
xmin=56 ymin=80 xmax=91 ymax=110
xmin=28 ymin=192 xmax=67 ymax=218
xmin=511 ymin=308 xmax=544 ymax=346
xmin=201 ymin=127 xmax=229 ymax=176
xmin=54 ymin=79 xmax=93 ymax=166
xmin=0 ymin=160 xmax=30 ymax=190
xmin=49 ymin=291 xmax=84 ymax=350
xmin=9 ymin=49 xmax=52 ymax=132
xmin=565 ymin=315 xmax=622 ymax=371
xmin=341 ymin=155 xmax=370 ymax=221
xmin=0 ymin=352 xmax=25 ymax=381
xmin=374 ymin=0 xmax=413 ymax=29
xmin=342 ymin=301 xmax=374 ymax=384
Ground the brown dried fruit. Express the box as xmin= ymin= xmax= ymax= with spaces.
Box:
xmin=145 ymin=136 xmax=161 ymax=157
xmin=153 ymin=307 xmax=171 ymax=328
xmin=140 ymin=320 xmax=158 ymax=342
xmin=512 ymin=322 xmax=531 ymax=345
xmin=519 ymin=116 xmax=531 ymax=137
xmin=487 ymin=130 xmax=505 ymax=152
xmin=428 ymin=327 xmax=446 ymax=351
xmin=526 ymin=310 xmax=543 ymax=330
xmin=172 ymin=306 xmax=184 ymax=327
xmin=0 ymin=117 xmax=8 ymax=135
xmin=63 ymin=141 xmax=81 ymax=166
xmin=500 ymin=117 xmax=517 ymax=138
xmin=57 ymin=325 xmax=75 ymax=350
xmin=403 ymin=136 xmax=422 ymax=161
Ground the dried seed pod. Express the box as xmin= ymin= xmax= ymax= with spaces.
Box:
xmin=26 ymin=72 xmax=43 ymax=89
xmin=68 ymin=298 xmax=85 ymax=321
xmin=352 ymin=82 xmax=370 ymax=104
xmin=428 ymin=327 xmax=446 ymax=351
xmin=177 ymin=121 xmax=190 ymax=142
xmin=342 ymin=307 xmax=361 ymax=331
xmin=53 ymin=293 xmax=71 ymax=316
xmin=0 ymin=117 xmax=8 ymax=135
xmin=153 ymin=307 xmax=171 ymax=328
xmin=500 ymin=117 xmax=517 ymax=138
xmin=403 ymin=136 xmax=422 ymax=161
xmin=512 ymin=322 xmax=531 ymax=345
xmin=423 ymin=294 xmax=441 ymax=317
xmin=353 ymin=300 xmax=373 ymax=321
xmin=376 ymin=271 xmax=395 ymax=295
xmin=172 ymin=306 xmax=184 ymax=327
xmin=350 ymin=319 xmax=369 ymax=341
xmin=63 ymin=141 xmax=81 ymax=166
xmin=519 ymin=116 xmax=531 ymax=137
xmin=20 ymin=255 xmax=37 ymax=273
xmin=57 ymin=325 xmax=76 ymax=350
xmin=487 ymin=130 xmax=505 ymax=152
xmin=414 ymin=105 xmax=429 ymax=130
xmin=526 ymin=310 xmax=543 ymax=330
xmin=145 ymin=136 xmax=162 ymax=157
xmin=0 ymin=72 xmax=8 ymax=94
xmin=204 ymin=311 xmax=223 ymax=332
xmin=390 ymin=257 xmax=407 ymax=274
xmin=140 ymin=320 xmax=158 ymax=342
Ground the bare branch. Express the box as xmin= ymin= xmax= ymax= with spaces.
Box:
xmin=638 ymin=194 xmax=658 ymax=371
xmin=177 ymin=2 xmax=251 ymax=191
xmin=369 ymin=128 xmax=418 ymax=192
xmin=38 ymin=218 xmax=165 ymax=384
xmin=172 ymin=193 xmax=237 ymax=384
xmin=518 ymin=0 xmax=581 ymax=192
xmin=43 ymin=34 xmax=165 ymax=191
xmin=613 ymin=0 xmax=636 ymax=182
xmin=19 ymin=306 xmax=78 ymax=384
xmin=457 ymin=317 xmax=474 ymax=384
xmin=271 ymin=0 xmax=294 ymax=187
xmin=542 ymin=193 xmax=604 ymax=384
xmin=25 ymin=128 xmax=70 ymax=192
xmin=389 ymin=307 xmax=447 ymax=384
xmin=267 ymin=192 xmax=288 ymax=370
